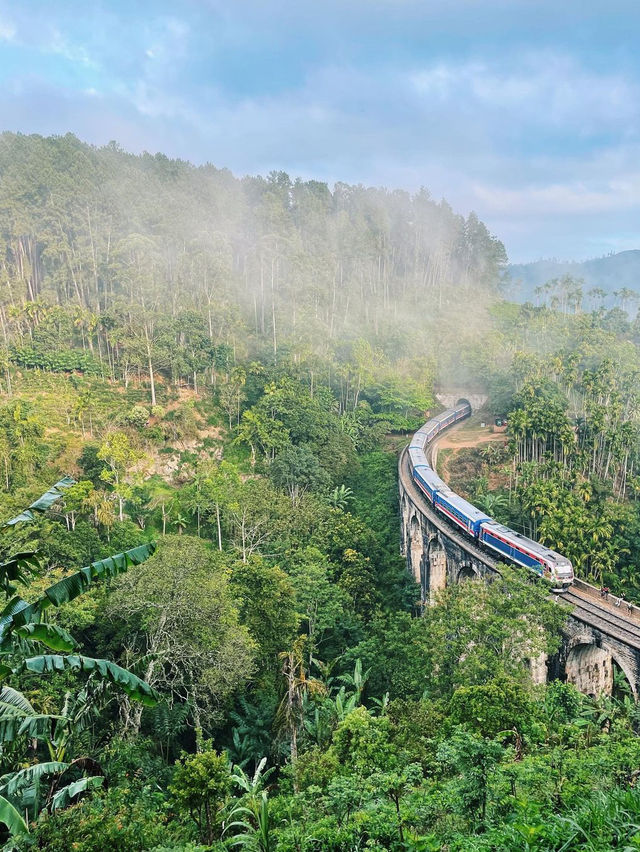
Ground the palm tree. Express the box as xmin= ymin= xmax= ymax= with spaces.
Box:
xmin=276 ymin=637 xmax=326 ymax=771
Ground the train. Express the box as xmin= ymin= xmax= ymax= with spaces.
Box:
xmin=408 ymin=402 xmax=574 ymax=590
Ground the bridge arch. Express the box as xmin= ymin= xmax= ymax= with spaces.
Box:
xmin=457 ymin=563 xmax=480 ymax=582
xmin=612 ymin=659 xmax=636 ymax=700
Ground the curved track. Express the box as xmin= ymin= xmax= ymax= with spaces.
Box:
xmin=400 ymin=415 xmax=640 ymax=644
xmin=399 ymin=445 xmax=498 ymax=570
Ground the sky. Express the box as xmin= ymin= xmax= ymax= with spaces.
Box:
xmin=0 ymin=1 xmax=639 ymax=263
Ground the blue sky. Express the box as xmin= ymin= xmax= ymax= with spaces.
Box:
xmin=0 ymin=1 xmax=639 ymax=263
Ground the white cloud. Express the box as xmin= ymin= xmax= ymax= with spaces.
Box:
xmin=409 ymin=54 xmax=640 ymax=130
xmin=0 ymin=16 xmax=15 ymax=41
xmin=48 ymin=29 xmax=95 ymax=67
xmin=473 ymin=173 xmax=640 ymax=216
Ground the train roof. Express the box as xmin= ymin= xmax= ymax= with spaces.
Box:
xmin=413 ymin=405 xmax=469 ymax=441
xmin=414 ymin=465 xmax=449 ymax=491
xmin=408 ymin=447 xmax=428 ymax=465
xmin=442 ymin=491 xmax=490 ymax=522
xmin=481 ymin=521 xmax=569 ymax=562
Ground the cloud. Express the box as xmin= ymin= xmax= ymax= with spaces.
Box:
xmin=48 ymin=29 xmax=95 ymax=67
xmin=0 ymin=2 xmax=638 ymax=262
xmin=410 ymin=54 xmax=640 ymax=135
xmin=473 ymin=172 xmax=640 ymax=217
xmin=0 ymin=15 xmax=15 ymax=41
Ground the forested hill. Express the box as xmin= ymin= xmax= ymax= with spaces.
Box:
xmin=0 ymin=132 xmax=506 ymax=382
xmin=508 ymin=250 xmax=640 ymax=304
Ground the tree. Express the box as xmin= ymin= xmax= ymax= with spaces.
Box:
xmin=269 ymin=444 xmax=328 ymax=502
xmin=346 ymin=568 xmax=565 ymax=701
xmin=97 ymin=431 xmax=146 ymax=522
xmin=170 ymin=744 xmax=231 ymax=845
xmin=230 ymin=556 xmax=299 ymax=681
xmin=286 ymin=547 xmax=350 ymax=663
xmin=437 ymin=728 xmax=504 ymax=829
xmin=106 ymin=536 xmax=255 ymax=734
xmin=276 ymin=636 xmax=326 ymax=771
xmin=448 ymin=677 xmax=536 ymax=739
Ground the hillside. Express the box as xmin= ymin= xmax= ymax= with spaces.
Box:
xmin=508 ymin=249 xmax=640 ymax=304
xmin=4 ymin=133 xmax=640 ymax=851
xmin=0 ymin=132 xmax=506 ymax=372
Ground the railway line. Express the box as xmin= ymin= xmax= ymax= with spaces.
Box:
xmin=401 ymin=414 xmax=640 ymax=647
xmin=560 ymin=590 xmax=640 ymax=649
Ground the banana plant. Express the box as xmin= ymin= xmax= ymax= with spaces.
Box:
xmin=0 ymin=476 xmax=75 ymax=598
xmin=0 ymin=482 xmax=159 ymax=840
xmin=225 ymin=759 xmax=276 ymax=852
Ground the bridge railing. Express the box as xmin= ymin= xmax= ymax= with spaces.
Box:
xmin=573 ymin=577 xmax=640 ymax=622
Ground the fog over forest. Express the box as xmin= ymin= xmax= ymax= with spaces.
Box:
xmin=0 ymin=132 xmax=506 ymax=386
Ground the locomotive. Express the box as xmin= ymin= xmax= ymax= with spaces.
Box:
xmin=408 ymin=402 xmax=574 ymax=590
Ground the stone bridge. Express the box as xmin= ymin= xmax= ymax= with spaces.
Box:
xmin=399 ymin=439 xmax=640 ymax=698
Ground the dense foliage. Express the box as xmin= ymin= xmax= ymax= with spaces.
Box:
xmin=0 ymin=134 xmax=639 ymax=849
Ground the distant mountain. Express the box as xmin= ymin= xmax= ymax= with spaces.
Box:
xmin=506 ymin=250 xmax=640 ymax=304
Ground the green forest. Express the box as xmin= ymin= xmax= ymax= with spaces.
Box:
xmin=2 ymin=133 xmax=640 ymax=850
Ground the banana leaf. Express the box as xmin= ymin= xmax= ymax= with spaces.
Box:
xmin=18 ymin=655 xmax=159 ymax=706
xmin=0 ymin=542 xmax=156 ymax=645
xmin=15 ymin=714 xmax=65 ymax=741
xmin=0 ymin=794 xmax=28 ymax=836
xmin=0 ymin=552 xmax=41 ymax=596
xmin=0 ymin=688 xmax=38 ymax=743
xmin=43 ymin=542 xmax=156 ymax=607
xmin=51 ymin=775 xmax=104 ymax=811
xmin=0 ymin=686 xmax=34 ymax=716
xmin=3 ymin=477 xmax=76 ymax=528
xmin=0 ymin=761 xmax=68 ymax=797
xmin=15 ymin=623 xmax=78 ymax=652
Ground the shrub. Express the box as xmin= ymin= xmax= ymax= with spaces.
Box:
xmin=169 ymin=745 xmax=232 ymax=846
xmin=124 ymin=405 xmax=151 ymax=428
xmin=31 ymin=786 xmax=185 ymax=851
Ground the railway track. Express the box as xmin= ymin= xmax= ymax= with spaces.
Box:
xmin=399 ymin=447 xmax=497 ymax=570
xmin=402 ymin=417 xmax=640 ymax=646
xmin=560 ymin=590 xmax=640 ymax=649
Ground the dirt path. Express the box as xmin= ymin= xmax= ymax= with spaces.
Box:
xmin=431 ymin=414 xmax=508 ymax=481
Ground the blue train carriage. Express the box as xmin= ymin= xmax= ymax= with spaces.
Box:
xmin=411 ymin=402 xmax=471 ymax=451
xmin=479 ymin=521 xmax=574 ymax=590
xmin=408 ymin=446 xmax=428 ymax=473
xmin=411 ymin=418 xmax=442 ymax=449
xmin=434 ymin=490 xmax=490 ymax=536
xmin=453 ymin=402 xmax=471 ymax=421
xmin=412 ymin=464 xmax=449 ymax=503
